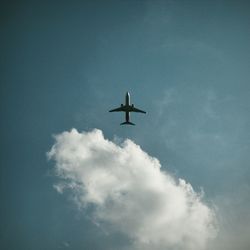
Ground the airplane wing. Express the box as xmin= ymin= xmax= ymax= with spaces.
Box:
xmin=109 ymin=106 xmax=126 ymax=112
xmin=130 ymin=106 xmax=146 ymax=113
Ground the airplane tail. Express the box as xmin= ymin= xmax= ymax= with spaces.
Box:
xmin=120 ymin=121 xmax=135 ymax=126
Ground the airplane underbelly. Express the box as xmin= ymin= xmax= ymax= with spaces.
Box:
xmin=126 ymin=112 xmax=130 ymax=121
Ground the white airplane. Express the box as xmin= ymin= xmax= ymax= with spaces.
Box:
xmin=109 ymin=92 xmax=146 ymax=125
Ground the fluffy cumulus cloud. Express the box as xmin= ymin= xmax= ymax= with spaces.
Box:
xmin=48 ymin=129 xmax=217 ymax=250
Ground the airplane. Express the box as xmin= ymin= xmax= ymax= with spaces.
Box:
xmin=109 ymin=92 xmax=146 ymax=125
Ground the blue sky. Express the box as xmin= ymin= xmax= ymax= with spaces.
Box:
xmin=1 ymin=1 xmax=250 ymax=249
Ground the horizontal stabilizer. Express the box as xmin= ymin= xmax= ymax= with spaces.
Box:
xmin=120 ymin=121 xmax=135 ymax=126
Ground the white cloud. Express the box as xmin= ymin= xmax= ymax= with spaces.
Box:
xmin=48 ymin=129 xmax=217 ymax=250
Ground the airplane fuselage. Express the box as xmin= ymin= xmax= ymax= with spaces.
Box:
xmin=125 ymin=92 xmax=130 ymax=122
xmin=125 ymin=92 xmax=130 ymax=106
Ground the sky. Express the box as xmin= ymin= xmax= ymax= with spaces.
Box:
xmin=1 ymin=0 xmax=250 ymax=249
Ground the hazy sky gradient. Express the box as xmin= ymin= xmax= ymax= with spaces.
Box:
xmin=1 ymin=1 xmax=250 ymax=249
